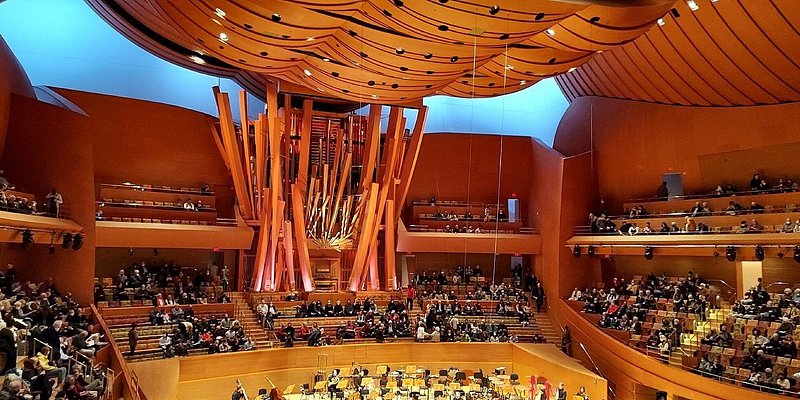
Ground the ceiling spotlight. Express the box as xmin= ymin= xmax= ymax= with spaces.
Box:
xmin=568 ymin=67 xmax=577 ymax=73
xmin=545 ymin=29 xmax=555 ymax=36
xmin=573 ymin=245 xmax=581 ymax=258
xmin=371 ymin=94 xmax=378 ymax=99
xmin=644 ymin=246 xmax=654 ymax=260
xmin=755 ymin=245 xmax=765 ymax=261
xmin=61 ymin=233 xmax=73 ymax=249
xmin=322 ymin=58 xmax=330 ymax=62
xmin=396 ymin=47 xmax=405 ymax=55
xmin=271 ymin=13 xmax=282 ymax=22
xmin=219 ymin=32 xmax=229 ymax=42
xmin=317 ymin=87 xmax=325 ymax=92
xmin=21 ymin=230 xmax=34 ymax=249
xmin=489 ymin=5 xmax=501 ymax=15
xmin=519 ymin=80 xmax=527 ymax=85
xmin=505 ymin=64 xmax=514 ymax=70
xmin=726 ymin=246 xmax=737 ymax=262
xmin=128 ymin=247 xmax=134 ymax=256
xmin=393 ymin=0 xmax=404 ymax=6
xmin=423 ymin=52 xmax=433 ymax=59
xmin=686 ymin=0 xmax=699 ymax=11
xmin=72 ymin=234 xmax=84 ymax=251
xmin=215 ymin=8 xmax=226 ymax=18
xmin=307 ymin=37 xmax=315 ymax=41
xmin=657 ymin=18 xmax=666 ymax=26
xmin=450 ymin=56 xmax=459 ymax=62
xmin=303 ymin=69 xmax=312 ymax=76
xmin=188 ymin=55 xmax=206 ymax=65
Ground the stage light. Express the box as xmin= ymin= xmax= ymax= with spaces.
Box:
xmin=71 ymin=234 xmax=84 ymax=251
xmin=794 ymin=246 xmax=800 ymax=263
xmin=61 ymin=233 xmax=73 ymax=249
xmin=128 ymin=248 xmax=134 ymax=256
xmin=21 ymin=230 xmax=34 ymax=249
xmin=587 ymin=245 xmax=595 ymax=257
xmin=755 ymin=245 xmax=765 ymax=261
xmin=573 ymin=245 xmax=581 ymax=258
xmin=726 ymin=246 xmax=736 ymax=262
xmin=644 ymin=246 xmax=654 ymax=260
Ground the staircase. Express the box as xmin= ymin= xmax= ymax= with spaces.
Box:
xmin=229 ymin=292 xmax=274 ymax=348
xmin=534 ymin=311 xmax=562 ymax=345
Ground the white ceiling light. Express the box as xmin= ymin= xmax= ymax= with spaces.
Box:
xmin=519 ymin=80 xmax=527 ymax=85
xmin=189 ymin=55 xmax=206 ymax=65
xmin=687 ymin=0 xmax=699 ymax=11
xmin=545 ymin=28 xmax=555 ymax=36
xmin=568 ymin=67 xmax=577 ymax=73
xmin=657 ymin=18 xmax=665 ymax=26
xmin=371 ymin=94 xmax=378 ymax=99
xmin=307 ymin=37 xmax=315 ymax=41
xmin=219 ymin=32 xmax=229 ymax=42
xmin=322 ymin=58 xmax=330 ymax=62
xmin=215 ymin=8 xmax=226 ymax=18
xmin=303 ymin=69 xmax=312 ymax=76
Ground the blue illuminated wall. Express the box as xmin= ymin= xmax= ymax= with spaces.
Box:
xmin=0 ymin=0 xmax=568 ymax=145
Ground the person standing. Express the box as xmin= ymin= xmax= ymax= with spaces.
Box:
xmin=128 ymin=323 xmax=138 ymax=356
xmin=0 ymin=321 xmax=16 ymax=373
xmin=46 ymin=187 xmax=63 ymax=217
xmin=406 ymin=286 xmax=415 ymax=311
xmin=534 ymin=282 xmax=545 ymax=313
xmin=221 ymin=265 xmax=230 ymax=292
xmin=561 ymin=326 xmax=572 ymax=357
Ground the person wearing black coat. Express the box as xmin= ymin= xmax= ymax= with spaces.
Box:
xmin=40 ymin=320 xmax=63 ymax=361
xmin=534 ymin=283 xmax=545 ymax=313
xmin=0 ymin=320 xmax=17 ymax=373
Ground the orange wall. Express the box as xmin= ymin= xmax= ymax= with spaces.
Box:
xmin=0 ymin=35 xmax=34 ymax=157
xmin=411 ymin=252 xmax=531 ymax=282
xmin=0 ymin=94 xmax=96 ymax=303
xmin=52 ymin=88 xmax=234 ymax=210
xmin=95 ymin=248 xmax=227 ymax=279
xmin=407 ymin=133 xmax=533 ymax=222
xmin=553 ymin=97 xmax=800 ymax=211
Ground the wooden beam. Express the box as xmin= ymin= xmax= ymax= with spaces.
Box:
xmin=297 ymin=99 xmax=313 ymax=196
xmin=367 ymin=239 xmax=379 ymax=291
xmin=207 ymin=119 xmax=229 ymax=171
xmin=348 ymin=183 xmax=379 ymax=291
xmin=291 ymin=184 xmax=315 ymax=292
xmin=214 ymin=90 xmax=252 ymax=219
xmin=255 ymin=114 xmax=268 ymax=218
xmin=264 ymin=200 xmax=285 ymax=291
xmin=251 ymin=193 xmax=271 ymax=291
xmin=395 ymin=107 xmax=428 ymax=216
xmin=239 ymin=90 xmax=256 ymax=217
xmin=384 ymin=199 xmax=396 ymax=290
xmin=359 ymin=105 xmax=382 ymax=192
xmin=282 ymin=220 xmax=296 ymax=291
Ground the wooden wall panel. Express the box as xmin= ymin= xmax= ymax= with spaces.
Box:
xmin=0 ymin=35 xmax=34 ymax=157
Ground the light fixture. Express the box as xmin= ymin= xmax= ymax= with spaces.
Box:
xmin=189 ymin=55 xmax=206 ymax=65
xmin=505 ymin=64 xmax=514 ymax=70
xmin=755 ymin=245 xmax=765 ymax=261
xmin=303 ymin=69 xmax=312 ymax=76
xmin=71 ymin=234 xmax=83 ymax=251
xmin=568 ymin=67 xmax=577 ymax=73
xmin=726 ymin=246 xmax=737 ymax=262
xmin=21 ymin=230 xmax=34 ymax=249
xmin=396 ymin=47 xmax=405 ymax=55
xmin=219 ymin=32 xmax=229 ymax=42
xmin=545 ymin=29 xmax=555 ymax=36
xmin=644 ymin=246 xmax=654 ymax=260
xmin=587 ymin=246 xmax=595 ymax=257
xmin=489 ymin=5 xmax=501 ymax=15
xmin=686 ymin=1 xmax=699 ymax=11
xmin=215 ymin=8 xmax=226 ymax=18
xmin=128 ymin=247 xmax=134 ymax=256
xmin=573 ymin=245 xmax=581 ymax=258
xmin=519 ymin=80 xmax=527 ymax=85
xmin=371 ymin=94 xmax=378 ymax=99
xmin=271 ymin=13 xmax=282 ymax=22
xmin=322 ymin=58 xmax=330 ymax=62
xmin=61 ymin=233 xmax=73 ymax=249
xmin=307 ymin=37 xmax=315 ymax=41
xmin=657 ymin=18 xmax=665 ymax=26
xmin=317 ymin=87 xmax=325 ymax=92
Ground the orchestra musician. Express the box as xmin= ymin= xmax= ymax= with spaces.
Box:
xmin=328 ymin=368 xmax=341 ymax=397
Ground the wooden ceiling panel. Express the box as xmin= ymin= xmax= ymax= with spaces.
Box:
xmin=558 ymin=0 xmax=800 ymax=106
xmin=86 ymin=0 xmax=675 ymax=104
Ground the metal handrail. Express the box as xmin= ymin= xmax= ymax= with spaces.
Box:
xmin=627 ymin=187 xmax=797 ymax=203
xmin=577 ymin=342 xmax=617 ymax=400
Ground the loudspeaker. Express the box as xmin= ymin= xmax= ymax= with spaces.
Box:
xmin=656 ymin=391 xmax=667 ymax=400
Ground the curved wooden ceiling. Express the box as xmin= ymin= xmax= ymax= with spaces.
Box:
xmin=556 ymin=0 xmax=800 ymax=106
xmin=86 ymin=0 xmax=676 ymax=104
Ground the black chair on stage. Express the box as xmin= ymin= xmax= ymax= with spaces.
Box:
xmin=473 ymin=371 xmax=483 ymax=380
xmin=455 ymin=372 xmax=466 ymax=382
xmin=510 ymin=373 xmax=519 ymax=384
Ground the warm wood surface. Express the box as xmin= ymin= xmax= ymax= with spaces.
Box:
xmin=129 ymin=343 xmax=603 ymax=400
xmin=623 ymin=191 xmax=800 ymax=216
xmin=398 ymin=221 xmax=541 ymax=254
xmin=95 ymin=220 xmax=254 ymax=250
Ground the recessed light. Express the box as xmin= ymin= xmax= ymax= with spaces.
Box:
xmin=568 ymin=67 xmax=577 ymax=73
xmin=396 ymin=47 xmax=405 ymax=54
xmin=371 ymin=94 xmax=378 ymax=99
xmin=657 ymin=18 xmax=665 ymax=26
xmin=307 ymin=37 xmax=315 ymax=41
xmin=317 ymin=87 xmax=325 ymax=92
xmin=489 ymin=5 xmax=500 ymax=15
xmin=219 ymin=32 xmax=229 ymax=42
xmin=519 ymin=80 xmax=527 ymax=85
xmin=545 ymin=29 xmax=555 ymax=36
xmin=686 ymin=0 xmax=699 ymax=11
xmin=424 ymin=52 xmax=433 ymax=59
xmin=450 ymin=56 xmax=459 ymax=62
xmin=215 ymin=8 xmax=226 ymax=18
xmin=271 ymin=13 xmax=282 ymax=22
xmin=189 ymin=55 xmax=206 ymax=64
xmin=505 ymin=64 xmax=514 ymax=70
xmin=322 ymin=58 xmax=330 ymax=62
xmin=212 ymin=19 xmax=221 ymax=25
xmin=304 ymin=69 xmax=312 ymax=76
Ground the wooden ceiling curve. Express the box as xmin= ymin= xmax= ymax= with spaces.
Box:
xmin=86 ymin=0 xmax=676 ymax=104
xmin=555 ymin=0 xmax=800 ymax=106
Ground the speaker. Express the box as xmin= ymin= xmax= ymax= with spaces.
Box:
xmin=656 ymin=391 xmax=667 ymax=400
